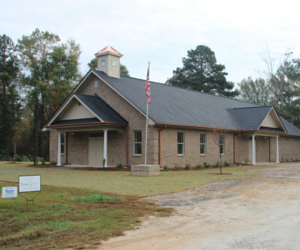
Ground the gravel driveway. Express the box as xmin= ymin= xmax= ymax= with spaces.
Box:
xmin=98 ymin=164 xmax=300 ymax=250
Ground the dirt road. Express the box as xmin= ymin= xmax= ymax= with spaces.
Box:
xmin=98 ymin=164 xmax=300 ymax=250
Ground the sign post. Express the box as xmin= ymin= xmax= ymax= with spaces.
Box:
xmin=18 ymin=175 xmax=41 ymax=205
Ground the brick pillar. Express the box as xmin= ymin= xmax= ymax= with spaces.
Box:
xmin=57 ymin=131 xmax=62 ymax=166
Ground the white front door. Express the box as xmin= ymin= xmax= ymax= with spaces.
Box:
xmin=88 ymin=136 xmax=104 ymax=166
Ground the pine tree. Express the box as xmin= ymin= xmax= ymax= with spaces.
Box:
xmin=168 ymin=45 xmax=238 ymax=97
xmin=0 ymin=34 xmax=21 ymax=154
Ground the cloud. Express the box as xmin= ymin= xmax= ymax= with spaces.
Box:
xmin=1 ymin=0 xmax=300 ymax=84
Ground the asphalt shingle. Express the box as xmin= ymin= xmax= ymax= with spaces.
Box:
xmin=75 ymin=93 xmax=127 ymax=124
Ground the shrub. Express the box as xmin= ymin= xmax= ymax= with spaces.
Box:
xmin=116 ymin=163 xmax=124 ymax=168
xmin=244 ymin=158 xmax=250 ymax=164
xmin=204 ymin=162 xmax=210 ymax=168
xmin=10 ymin=155 xmax=30 ymax=162
xmin=235 ymin=162 xmax=241 ymax=166
xmin=174 ymin=163 xmax=181 ymax=170
xmin=50 ymin=161 xmax=57 ymax=165
xmin=286 ymin=158 xmax=290 ymax=162
xmin=215 ymin=161 xmax=220 ymax=167
xmin=0 ymin=149 xmax=11 ymax=161
xmin=185 ymin=162 xmax=191 ymax=170
xmin=163 ymin=165 xmax=169 ymax=171
xmin=291 ymin=158 xmax=294 ymax=162
xmin=281 ymin=156 xmax=286 ymax=162
xmin=224 ymin=161 xmax=230 ymax=166
xmin=33 ymin=157 xmax=39 ymax=166
xmin=196 ymin=164 xmax=203 ymax=169
xmin=41 ymin=158 xmax=46 ymax=165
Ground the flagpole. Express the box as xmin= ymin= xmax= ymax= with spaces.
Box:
xmin=145 ymin=61 xmax=150 ymax=165
xmin=145 ymin=101 xmax=149 ymax=165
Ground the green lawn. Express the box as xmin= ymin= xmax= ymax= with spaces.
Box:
xmin=0 ymin=172 xmax=172 ymax=249
xmin=0 ymin=162 xmax=274 ymax=249
xmin=0 ymin=162 xmax=273 ymax=196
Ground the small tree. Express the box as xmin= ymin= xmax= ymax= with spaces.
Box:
xmin=211 ymin=127 xmax=225 ymax=174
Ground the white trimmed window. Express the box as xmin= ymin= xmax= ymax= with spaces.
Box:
xmin=200 ymin=133 xmax=206 ymax=155
xmin=220 ymin=135 xmax=224 ymax=155
xmin=133 ymin=131 xmax=142 ymax=155
xmin=177 ymin=132 xmax=184 ymax=155
xmin=61 ymin=133 xmax=65 ymax=154
xmin=101 ymin=59 xmax=105 ymax=66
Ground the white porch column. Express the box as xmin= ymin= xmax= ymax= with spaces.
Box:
xmin=57 ymin=131 xmax=62 ymax=166
xmin=103 ymin=130 xmax=108 ymax=167
xmin=276 ymin=136 xmax=280 ymax=163
xmin=252 ymin=134 xmax=256 ymax=165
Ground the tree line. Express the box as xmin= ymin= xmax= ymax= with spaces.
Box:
xmin=167 ymin=45 xmax=300 ymax=128
xmin=1 ymin=29 xmax=299 ymax=161
xmin=238 ymin=50 xmax=300 ymax=128
xmin=0 ymin=29 xmax=130 ymax=161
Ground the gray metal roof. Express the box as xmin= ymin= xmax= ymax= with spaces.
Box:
xmin=75 ymin=93 xmax=127 ymax=124
xmin=92 ymin=70 xmax=300 ymax=135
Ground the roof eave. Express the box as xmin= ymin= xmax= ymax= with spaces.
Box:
xmin=44 ymin=121 xmax=128 ymax=129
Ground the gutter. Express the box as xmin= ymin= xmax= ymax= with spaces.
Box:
xmin=43 ymin=121 xmax=128 ymax=128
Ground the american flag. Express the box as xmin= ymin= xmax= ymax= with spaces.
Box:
xmin=145 ymin=64 xmax=151 ymax=104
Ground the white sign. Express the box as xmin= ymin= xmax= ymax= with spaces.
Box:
xmin=19 ymin=175 xmax=41 ymax=193
xmin=2 ymin=187 xmax=18 ymax=198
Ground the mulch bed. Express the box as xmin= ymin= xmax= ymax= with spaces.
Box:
xmin=72 ymin=167 xmax=131 ymax=171
xmin=28 ymin=164 xmax=58 ymax=168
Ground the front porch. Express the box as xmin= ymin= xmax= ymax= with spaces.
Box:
xmin=53 ymin=124 xmax=128 ymax=168
xmin=246 ymin=133 xmax=280 ymax=164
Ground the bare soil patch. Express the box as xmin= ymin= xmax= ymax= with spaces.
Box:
xmin=98 ymin=163 xmax=300 ymax=250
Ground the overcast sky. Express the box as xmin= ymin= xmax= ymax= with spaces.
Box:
xmin=1 ymin=0 xmax=300 ymax=87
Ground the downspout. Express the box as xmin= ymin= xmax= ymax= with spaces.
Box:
xmin=126 ymin=125 xmax=129 ymax=167
xmin=159 ymin=125 xmax=167 ymax=167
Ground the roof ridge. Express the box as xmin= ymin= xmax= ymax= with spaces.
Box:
xmin=104 ymin=70 xmax=261 ymax=106
xmin=94 ymin=93 xmax=128 ymax=124
xmin=229 ymin=106 xmax=272 ymax=110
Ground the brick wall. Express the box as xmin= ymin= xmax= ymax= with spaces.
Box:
xmin=49 ymin=74 xmax=300 ymax=166
xmin=160 ymin=128 xmax=235 ymax=168
xmin=67 ymin=132 xmax=88 ymax=165
xmin=49 ymin=75 xmax=158 ymax=166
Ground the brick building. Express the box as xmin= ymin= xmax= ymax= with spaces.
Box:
xmin=43 ymin=46 xmax=300 ymax=167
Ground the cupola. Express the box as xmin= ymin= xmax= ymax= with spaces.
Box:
xmin=95 ymin=45 xmax=123 ymax=78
